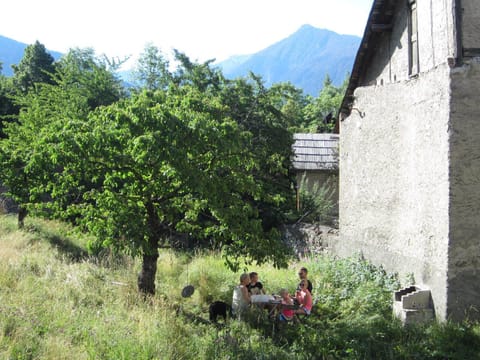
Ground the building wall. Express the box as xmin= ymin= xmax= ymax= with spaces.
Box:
xmin=339 ymin=63 xmax=452 ymax=320
xmin=336 ymin=0 xmax=480 ymax=322
xmin=462 ymin=0 xmax=480 ymax=50
xmin=447 ymin=61 xmax=480 ymax=320
xmin=360 ymin=0 xmax=456 ymax=86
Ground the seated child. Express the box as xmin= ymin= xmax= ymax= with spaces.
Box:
xmin=278 ymin=288 xmax=295 ymax=321
xmin=247 ymin=272 xmax=265 ymax=295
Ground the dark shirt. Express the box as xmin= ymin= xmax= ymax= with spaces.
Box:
xmin=247 ymin=282 xmax=264 ymax=295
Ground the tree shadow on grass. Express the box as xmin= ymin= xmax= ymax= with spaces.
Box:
xmin=44 ymin=233 xmax=89 ymax=262
xmin=26 ymin=224 xmax=89 ymax=262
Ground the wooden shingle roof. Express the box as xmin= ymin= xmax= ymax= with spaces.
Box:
xmin=292 ymin=133 xmax=339 ymax=171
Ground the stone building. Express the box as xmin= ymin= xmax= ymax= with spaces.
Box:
xmin=336 ymin=0 xmax=480 ymax=321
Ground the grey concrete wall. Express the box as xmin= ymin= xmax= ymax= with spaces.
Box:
xmin=361 ymin=0 xmax=456 ymax=86
xmin=447 ymin=61 xmax=480 ymax=321
xmin=462 ymin=0 xmax=480 ymax=50
xmin=339 ymin=63 xmax=452 ymax=320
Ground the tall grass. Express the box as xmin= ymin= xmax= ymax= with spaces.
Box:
xmin=1 ymin=214 xmax=480 ymax=359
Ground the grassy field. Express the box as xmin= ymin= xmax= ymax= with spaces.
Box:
xmin=1 ymin=214 xmax=480 ymax=359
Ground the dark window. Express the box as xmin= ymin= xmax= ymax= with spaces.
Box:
xmin=408 ymin=0 xmax=419 ymax=75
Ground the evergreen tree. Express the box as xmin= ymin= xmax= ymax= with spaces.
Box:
xmin=12 ymin=41 xmax=56 ymax=92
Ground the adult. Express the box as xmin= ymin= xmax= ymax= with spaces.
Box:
xmin=247 ymin=272 xmax=265 ymax=295
xmin=297 ymin=266 xmax=313 ymax=294
xmin=232 ymin=273 xmax=251 ymax=319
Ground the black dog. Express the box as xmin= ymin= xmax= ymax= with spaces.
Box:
xmin=209 ymin=301 xmax=232 ymax=323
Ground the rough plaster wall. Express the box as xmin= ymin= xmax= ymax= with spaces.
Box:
xmin=462 ymin=0 xmax=480 ymax=49
xmin=447 ymin=61 xmax=480 ymax=321
xmin=339 ymin=64 xmax=451 ymax=320
xmin=361 ymin=0 xmax=455 ymax=86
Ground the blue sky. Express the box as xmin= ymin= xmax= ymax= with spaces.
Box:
xmin=1 ymin=0 xmax=373 ymax=63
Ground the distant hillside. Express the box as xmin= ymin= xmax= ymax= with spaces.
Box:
xmin=217 ymin=25 xmax=361 ymax=96
xmin=0 ymin=35 xmax=62 ymax=77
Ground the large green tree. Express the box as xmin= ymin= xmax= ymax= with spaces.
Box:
xmin=0 ymin=51 xmax=294 ymax=294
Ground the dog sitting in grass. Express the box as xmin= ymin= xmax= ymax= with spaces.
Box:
xmin=209 ymin=301 xmax=232 ymax=323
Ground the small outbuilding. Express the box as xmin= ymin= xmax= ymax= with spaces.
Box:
xmin=292 ymin=133 xmax=339 ymax=218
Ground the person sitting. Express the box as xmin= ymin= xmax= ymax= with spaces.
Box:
xmin=247 ymin=272 xmax=265 ymax=295
xmin=278 ymin=288 xmax=295 ymax=321
xmin=295 ymin=280 xmax=313 ymax=316
xmin=297 ymin=266 xmax=313 ymax=294
xmin=232 ymin=273 xmax=251 ymax=319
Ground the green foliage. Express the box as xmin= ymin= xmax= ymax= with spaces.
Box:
xmin=12 ymin=40 xmax=56 ymax=92
xmin=301 ymin=75 xmax=347 ymax=133
xmin=0 ymin=48 xmax=124 ymax=224
xmin=0 ymin=75 xmax=18 ymax=138
xmin=0 ymin=50 xmax=294 ymax=294
xmin=292 ymin=172 xmax=336 ymax=224
xmin=277 ymin=74 xmax=348 ymax=134
xmin=2 ymin=216 xmax=480 ymax=360
xmin=55 ymin=47 xmax=126 ymax=108
xmin=132 ymin=44 xmax=171 ymax=90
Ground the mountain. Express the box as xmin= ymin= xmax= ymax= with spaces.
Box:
xmin=0 ymin=35 xmax=62 ymax=77
xmin=1 ymin=26 xmax=360 ymax=95
xmin=217 ymin=25 xmax=361 ymax=96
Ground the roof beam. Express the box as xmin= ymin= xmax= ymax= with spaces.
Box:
xmin=371 ymin=23 xmax=393 ymax=32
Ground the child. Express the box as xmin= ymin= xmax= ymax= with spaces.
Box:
xmin=278 ymin=288 xmax=295 ymax=321
xmin=247 ymin=272 xmax=265 ymax=295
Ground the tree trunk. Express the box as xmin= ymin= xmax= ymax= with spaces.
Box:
xmin=137 ymin=247 xmax=159 ymax=295
xmin=137 ymin=201 xmax=163 ymax=295
xmin=18 ymin=207 xmax=27 ymax=229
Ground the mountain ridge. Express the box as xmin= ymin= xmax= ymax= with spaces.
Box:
xmin=217 ymin=24 xmax=360 ymax=96
xmin=1 ymin=25 xmax=360 ymax=95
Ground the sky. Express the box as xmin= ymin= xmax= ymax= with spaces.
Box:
xmin=1 ymin=0 xmax=374 ymax=65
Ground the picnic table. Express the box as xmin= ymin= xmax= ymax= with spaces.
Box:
xmin=251 ymin=294 xmax=299 ymax=317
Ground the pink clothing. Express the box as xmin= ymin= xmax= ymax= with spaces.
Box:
xmin=281 ymin=299 xmax=295 ymax=319
xmin=296 ymin=289 xmax=312 ymax=311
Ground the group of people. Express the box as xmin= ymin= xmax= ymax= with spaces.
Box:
xmin=231 ymin=267 xmax=313 ymax=321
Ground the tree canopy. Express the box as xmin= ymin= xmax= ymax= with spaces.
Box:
xmin=0 ymin=47 xmax=296 ymax=294
xmin=12 ymin=41 xmax=56 ymax=92
xmin=0 ymin=42 xmax=347 ymax=294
